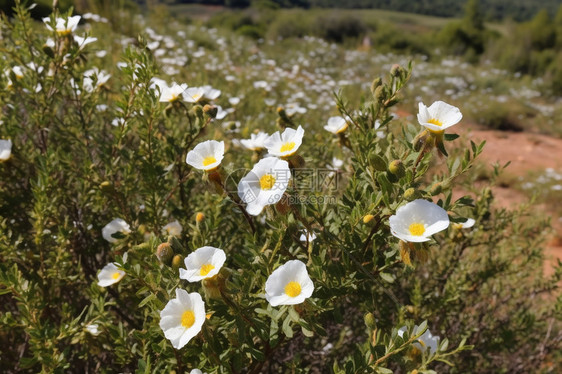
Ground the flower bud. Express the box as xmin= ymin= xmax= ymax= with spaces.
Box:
xmin=403 ymin=188 xmax=417 ymax=201
xmin=364 ymin=312 xmax=377 ymax=329
xmin=388 ymin=160 xmax=405 ymax=178
xmin=196 ymin=212 xmax=205 ymax=223
xmin=373 ymin=85 xmax=385 ymax=103
xmin=203 ymin=104 xmax=217 ymax=118
xmin=390 ymin=64 xmax=403 ymax=77
xmin=99 ymin=181 xmax=113 ymax=192
xmin=413 ymin=129 xmax=433 ymax=152
xmin=363 ymin=214 xmax=375 ymax=224
xmin=171 ymin=254 xmax=184 ymax=271
xmin=370 ymin=77 xmax=382 ymax=97
xmin=169 ymin=236 xmax=185 ymax=253
xmin=369 ymin=153 xmax=387 ymax=171
xmin=203 ymin=273 xmax=225 ymax=299
xmin=156 ymin=242 xmax=174 ymax=265
xmin=429 ymin=182 xmax=442 ymax=196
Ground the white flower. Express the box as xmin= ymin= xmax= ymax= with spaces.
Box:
xmin=264 ymin=125 xmax=304 ymax=158
xmin=417 ymin=101 xmax=462 ymax=132
xmin=190 ymin=370 xmax=205 ymax=374
xmin=159 ymin=82 xmax=188 ymax=103
xmin=159 ymin=289 xmax=206 ymax=349
xmin=201 ymin=85 xmax=221 ymax=100
xmin=43 ymin=15 xmax=81 ymax=36
xmin=85 ymin=323 xmax=101 ymax=336
xmin=83 ymin=68 xmax=111 ymax=92
xmin=240 ymin=131 xmax=269 ymax=151
xmin=265 ymin=260 xmax=314 ymax=306
xmin=185 ymin=140 xmax=224 ymax=171
xmin=73 ymin=35 xmax=97 ymax=49
xmin=324 ymin=116 xmax=348 ymax=134
xmin=229 ymin=97 xmax=240 ymax=106
xmin=398 ymin=325 xmax=440 ymax=354
xmin=0 ymin=139 xmax=12 ymax=161
xmin=299 ymin=229 xmax=317 ymax=242
xmin=285 ymin=103 xmax=307 ymax=116
xmin=331 ymin=157 xmax=343 ymax=169
xmin=163 ymin=220 xmax=183 ymax=236
xmin=453 ymin=218 xmax=475 ymax=230
xmin=215 ymin=106 xmax=228 ymax=120
xmin=102 ymin=218 xmax=131 ymax=243
xmin=183 ymin=87 xmax=206 ymax=103
xmin=238 ymin=157 xmax=291 ymax=216
xmin=97 ymin=263 xmax=125 ymax=287
xmin=11 ymin=66 xmax=24 ymax=79
xmin=179 ymin=246 xmax=226 ymax=282
xmin=389 ymin=199 xmax=449 ymax=243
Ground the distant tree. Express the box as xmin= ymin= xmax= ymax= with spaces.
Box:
xmin=464 ymin=0 xmax=484 ymax=30
xmin=226 ymin=0 xmax=251 ymax=7
xmin=554 ymin=5 xmax=562 ymax=48
xmin=527 ymin=9 xmax=555 ymax=50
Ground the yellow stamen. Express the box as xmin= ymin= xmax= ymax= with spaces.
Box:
xmin=284 ymin=281 xmax=301 ymax=298
xmin=200 ymin=263 xmax=215 ymax=277
xmin=280 ymin=141 xmax=295 ymax=153
xmin=202 ymin=156 xmax=217 ymax=167
xmin=408 ymin=223 xmax=425 ymax=236
xmin=192 ymin=94 xmax=202 ymax=102
xmin=336 ymin=122 xmax=349 ymax=134
xmin=112 ymin=272 xmax=121 ymax=280
xmin=427 ymin=118 xmax=443 ymax=127
xmin=259 ymin=174 xmax=276 ymax=190
xmin=181 ymin=310 xmax=195 ymax=328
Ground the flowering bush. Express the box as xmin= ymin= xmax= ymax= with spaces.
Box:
xmin=0 ymin=3 xmax=561 ymax=373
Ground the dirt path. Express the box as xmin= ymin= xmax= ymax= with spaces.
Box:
xmin=459 ymin=125 xmax=562 ymax=276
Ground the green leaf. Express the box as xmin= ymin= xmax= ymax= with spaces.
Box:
xmin=282 ymin=316 xmax=293 ymax=338
xmin=376 ymin=367 xmax=393 ymax=374
xmin=437 ymin=140 xmax=449 ymax=157
xmin=301 ymin=325 xmax=314 ymax=337
xmin=138 ymin=293 xmax=156 ymax=308
xmin=444 ymin=133 xmax=460 ymax=141
xmin=379 ymin=272 xmax=395 ymax=283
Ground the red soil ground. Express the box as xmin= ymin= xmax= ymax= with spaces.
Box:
xmin=458 ymin=124 xmax=562 ymax=276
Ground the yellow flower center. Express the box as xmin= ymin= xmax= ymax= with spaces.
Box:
xmin=192 ymin=93 xmax=202 ymax=102
xmin=408 ymin=223 xmax=425 ymax=236
xmin=112 ymin=272 xmax=121 ymax=280
xmin=284 ymin=281 xmax=301 ymax=298
xmin=200 ymin=263 xmax=215 ymax=276
xmin=427 ymin=118 xmax=443 ymax=127
xmin=259 ymin=174 xmax=276 ymax=190
xmin=181 ymin=310 xmax=195 ymax=328
xmin=202 ymin=156 xmax=217 ymax=167
xmin=336 ymin=122 xmax=349 ymax=134
xmin=280 ymin=141 xmax=295 ymax=153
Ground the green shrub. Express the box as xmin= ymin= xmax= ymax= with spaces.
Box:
xmin=0 ymin=2 xmax=560 ymax=373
